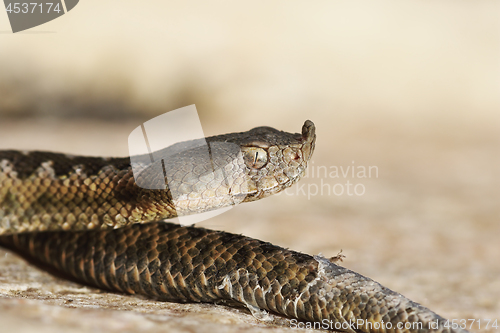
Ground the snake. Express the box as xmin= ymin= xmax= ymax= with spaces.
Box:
xmin=0 ymin=120 xmax=469 ymax=333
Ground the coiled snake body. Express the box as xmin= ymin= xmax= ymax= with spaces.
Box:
xmin=0 ymin=121 xmax=468 ymax=333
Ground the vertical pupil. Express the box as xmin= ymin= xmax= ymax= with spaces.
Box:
xmin=254 ymin=152 xmax=258 ymax=164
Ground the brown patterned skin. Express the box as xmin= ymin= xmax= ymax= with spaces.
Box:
xmin=0 ymin=223 xmax=468 ymax=333
xmin=0 ymin=122 xmax=465 ymax=332
xmin=0 ymin=121 xmax=315 ymax=234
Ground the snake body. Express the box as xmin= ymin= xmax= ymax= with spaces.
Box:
xmin=0 ymin=120 xmax=468 ymax=333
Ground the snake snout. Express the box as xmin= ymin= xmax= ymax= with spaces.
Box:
xmin=300 ymin=120 xmax=316 ymax=163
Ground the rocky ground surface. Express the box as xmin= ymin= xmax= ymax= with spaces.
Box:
xmin=0 ymin=116 xmax=498 ymax=333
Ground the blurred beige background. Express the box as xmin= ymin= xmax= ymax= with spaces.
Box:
xmin=0 ymin=1 xmax=499 ymax=332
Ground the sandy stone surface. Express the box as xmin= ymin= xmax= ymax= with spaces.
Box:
xmin=0 ymin=1 xmax=498 ymax=331
xmin=0 ymin=115 xmax=498 ymax=333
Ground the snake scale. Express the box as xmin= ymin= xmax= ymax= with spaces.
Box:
xmin=0 ymin=120 xmax=468 ymax=333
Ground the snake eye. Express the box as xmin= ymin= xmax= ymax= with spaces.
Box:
xmin=242 ymin=147 xmax=268 ymax=169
